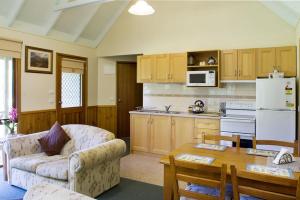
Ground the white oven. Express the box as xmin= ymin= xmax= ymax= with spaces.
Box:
xmin=220 ymin=102 xmax=256 ymax=147
xmin=186 ymin=70 xmax=216 ymax=87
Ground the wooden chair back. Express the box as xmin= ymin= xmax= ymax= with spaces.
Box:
xmin=169 ymin=155 xmax=227 ymax=200
xmin=252 ymin=136 xmax=299 ymax=156
xmin=204 ymin=134 xmax=241 ymax=148
xmin=230 ymin=165 xmax=300 ymax=200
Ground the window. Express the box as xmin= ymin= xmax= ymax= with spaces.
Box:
xmin=0 ymin=57 xmax=13 ymax=118
xmin=61 ymin=72 xmax=82 ymax=108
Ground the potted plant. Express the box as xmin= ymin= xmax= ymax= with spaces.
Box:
xmin=2 ymin=108 xmax=18 ymax=135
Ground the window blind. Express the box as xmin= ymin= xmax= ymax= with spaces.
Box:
xmin=61 ymin=58 xmax=85 ymax=74
xmin=0 ymin=38 xmax=22 ymax=59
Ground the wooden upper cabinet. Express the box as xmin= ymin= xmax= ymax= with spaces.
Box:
xmin=238 ymin=49 xmax=256 ymax=80
xmin=256 ymin=48 xmax=276 ymax=77
xmin=150 ymin=115 xmax=172 ymax=155
xmin=276 ymin=46 xmax=296 ymax=77
xmin=221 ymin=50 xmax=238 ymax=80
xmin=130 ymin=114 xmax=150 ymax=152
xmin=171 ymin=117 xmax=194 ymax=150
xmin=137 ymin=55 xmax=155 ymax=83
xmin=169 ymin=53 xmax=187 ymax=83
xmin=153 ymin=54 xmax=170 ymax=82
xmin=256 ymin=46 xmax=296 ymax=77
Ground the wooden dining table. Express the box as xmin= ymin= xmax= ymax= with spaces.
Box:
xmin=160 ymin=143 xmax=300 ymax=200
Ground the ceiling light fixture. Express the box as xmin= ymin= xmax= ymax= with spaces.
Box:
xmin=128 ymin=0 xmax=155 ymax=16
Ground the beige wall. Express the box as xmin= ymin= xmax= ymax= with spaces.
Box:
xmin=0 ymin=27 xmax=97 ymax=112
xmin=97 ymin=56 xmax=137 ymax=105
xmin=97 ymin=1 xmax=296 ymax=56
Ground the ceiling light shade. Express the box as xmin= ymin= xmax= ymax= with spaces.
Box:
xmin=128 ymin=0 xmax=155 ymax=16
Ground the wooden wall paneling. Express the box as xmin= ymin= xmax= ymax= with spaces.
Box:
xmin=97 ymin=105 xmax=117 ymax=135
xmin=18 ymin=109 xmax=56 ymax=134
xmin=87 ymin=106 xmax=98 ymax=126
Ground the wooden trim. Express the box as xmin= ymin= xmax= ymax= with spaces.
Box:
xmin=56 ymin=53 xmax=88 ymax=124
xmin=21 ymin=109 xmax=56 ymax=115
xmin=14 ymin=58 xmax=21 ymax=125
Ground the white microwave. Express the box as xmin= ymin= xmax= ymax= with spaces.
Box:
xmin=186 ymin=70 xmax=216 ymax=87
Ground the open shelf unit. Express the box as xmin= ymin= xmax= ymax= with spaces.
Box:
xmin=187 ymin=50 xmax=221 ymax=87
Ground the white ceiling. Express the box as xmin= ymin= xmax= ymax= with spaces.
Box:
xmin=0 ymin=0 xmax=129 ymax=48
xmin=0 ymin=0 xmax=298 ymax=48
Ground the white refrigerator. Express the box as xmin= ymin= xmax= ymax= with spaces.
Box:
xmin=256 ymin=78 xmax=296 ymax=151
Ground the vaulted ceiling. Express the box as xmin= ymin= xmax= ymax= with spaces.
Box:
xmin=0 ymin=0 xmax=299 ymax=49
xmin=0 ymin=0 xmax=129 ymax=48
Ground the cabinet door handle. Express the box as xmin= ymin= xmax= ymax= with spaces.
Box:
xmin=235 ymin=69 xmax=237 ymax=76
xmin=238 ymin=70 xmax=241 ymax=76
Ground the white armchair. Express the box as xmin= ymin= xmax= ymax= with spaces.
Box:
xmin=3 ymin=124 xmax=126 ymax=197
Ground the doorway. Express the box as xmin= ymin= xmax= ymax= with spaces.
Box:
xmin=117 ymin=62 xmax=143 ymax=138
xmin=56 ymin=53 xmax=87 ymax=125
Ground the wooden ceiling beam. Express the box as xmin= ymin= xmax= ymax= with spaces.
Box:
xmin=54 ymin=0 xmax=114 ymax=11
xmin=6 ymin=0 xmax=25 ymax=27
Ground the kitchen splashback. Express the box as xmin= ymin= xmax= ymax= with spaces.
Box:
xmin=143 ymin=83 xmax=256 ymax=112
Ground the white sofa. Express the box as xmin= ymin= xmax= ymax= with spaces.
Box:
xmin=24 ymin=183 xmax=94 ymax=200
xmin=3 ymin=124 xmax=126 ymax=198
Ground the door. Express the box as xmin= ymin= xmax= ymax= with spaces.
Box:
xmin=276 ymin=46 xmax=296 ymax=77
xmin=238 ymin=49 xmax=256 ymax=80
xmin=153 ymin=54 xmax=169 ymax=82
xmin=221 ymin=50 xmax=238 ymax=80
xmin=56 ymin=54 xmax=87 ymax=125
xmin=256 ymin=78 xmax=296 ymax=110
xmin=256 ymin=48 xmax=276 ymax=77
xmin=150 ymin=115 xmax=172 ymax=155
xmin=137 ymin=55 xmax=155 ymax=82
xmin=256 ymin=110 xmax=296 ymax=151
xmin=130 ymin=114 xmax=150 ymax=152
xmin=171 ymin=117 xmax=194 ymax=149
xmin=117 ymin=62 xmax=143 ymax=138
xmin=169 ymin=53 xmax=187 ymax=83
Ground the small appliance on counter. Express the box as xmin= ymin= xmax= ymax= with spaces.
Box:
xmin=188 ymin=100 xmax=205 ymax=114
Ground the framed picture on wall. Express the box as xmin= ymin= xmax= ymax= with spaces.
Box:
xmin=25 ymin=46 xmax=53 ymax=74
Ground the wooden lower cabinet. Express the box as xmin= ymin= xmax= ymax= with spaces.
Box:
xmin=171 ymin=117 xmax=195 ymax=149
xmin=150 ymin=115 xmax=172 ymax=155
xmin=130 ymin=114 xmax=150 ymax=152
xmin=130 ymin=114 xmax=220 ymax=155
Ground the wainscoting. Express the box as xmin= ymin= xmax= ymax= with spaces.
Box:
xmin=18 ymin=105 xmax=117 ymax=135
xmin=97 ymin=105 xmax=117 ymax=134
xmin=18 ymin=109 xmax=57 ymax=134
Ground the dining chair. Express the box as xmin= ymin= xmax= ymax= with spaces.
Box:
xmin=204 ymin=134 xmax=241 ymax=148
xmin=252 ymin=136 xmax=299 ymax=156
xmin=169 ymin=155 xmax=231 ymax=200
xmin=230 ymin=165 xmax=300 ymax=200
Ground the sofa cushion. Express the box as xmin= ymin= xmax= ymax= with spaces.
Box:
xmin=38 ymin=122 xmax=71 ymax=156
xmin=36 ymin=159 xmax=68 ymax=181
xmin=10 ymin=153 xmax=66 ymax=173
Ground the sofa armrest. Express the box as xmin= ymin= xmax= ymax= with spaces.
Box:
xmin=69 ymin=139 xmax=126 ymax=173
xmin=3 ymin=131 xmax=48 ymax=159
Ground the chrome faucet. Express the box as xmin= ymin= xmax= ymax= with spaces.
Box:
xmin=164 ymin=105 xmax=172 ymax=113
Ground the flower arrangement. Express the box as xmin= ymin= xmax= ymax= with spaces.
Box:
xmin=2 ymin=108 xmax=18 ymax=134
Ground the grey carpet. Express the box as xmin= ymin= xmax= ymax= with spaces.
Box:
xmin=0 ymin=168 xmax=163 ymax=200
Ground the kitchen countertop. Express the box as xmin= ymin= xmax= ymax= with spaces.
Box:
xmin=129 ymin=110 xmax=220 ymax=119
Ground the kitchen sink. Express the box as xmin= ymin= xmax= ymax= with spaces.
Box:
xmin=136 ymin=110 xmax=182 ymax=114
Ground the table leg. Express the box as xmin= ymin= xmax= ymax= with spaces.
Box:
xmin=164 ymin=165 xmax=173 ymax=200
xmin=2 ymin=150 xmax=7 ymax=181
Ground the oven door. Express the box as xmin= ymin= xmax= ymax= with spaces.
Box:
xmin=220 ymin=118 xmax=255 ymax=147
xmin=186 ymin=71 xmax=208 ymax=86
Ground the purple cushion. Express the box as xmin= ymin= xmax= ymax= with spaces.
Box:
xmin=38 ymin=122 xmax=71 ymax=156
